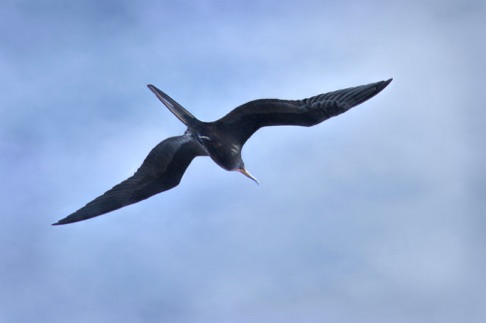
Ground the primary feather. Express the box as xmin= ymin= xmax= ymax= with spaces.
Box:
xmin=53 ymin=135 xmax=206 ymax=225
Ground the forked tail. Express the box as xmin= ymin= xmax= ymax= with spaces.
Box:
xmin=147 ymin=84 xmax=200 ymax=128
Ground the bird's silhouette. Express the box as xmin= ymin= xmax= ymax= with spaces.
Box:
xmin=54 ymin=79 xmax=392 ymax=225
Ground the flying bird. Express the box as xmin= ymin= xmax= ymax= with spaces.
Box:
xmin=53 ymin=79 xmax=392 ymax=225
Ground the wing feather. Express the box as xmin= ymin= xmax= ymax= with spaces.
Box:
xmin=217 ymin=79 xmax=392 ymax=145
xmin=53 ymin=135 xmax=206 ymax=225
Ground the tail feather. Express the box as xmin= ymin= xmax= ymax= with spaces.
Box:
xmin=147 ymin=84 xmax=200 ymax=128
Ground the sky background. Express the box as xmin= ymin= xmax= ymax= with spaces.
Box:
xmin=1 ymin=0 xmax=485 ymax=322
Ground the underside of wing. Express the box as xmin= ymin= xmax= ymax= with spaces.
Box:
xmin=53 ymin=135 xmax=206 ymax=225
xmin=217 ymin=79 xmax=392 ymax=145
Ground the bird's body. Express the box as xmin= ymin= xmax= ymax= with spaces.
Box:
xmin=54 ymin=79 xmax=392 ymax=225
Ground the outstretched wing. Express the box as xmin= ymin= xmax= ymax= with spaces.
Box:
xmin=53 ymin=135 xmax=207 ymax=225
xmin=216 ymin=79 xmax=392 ymax=146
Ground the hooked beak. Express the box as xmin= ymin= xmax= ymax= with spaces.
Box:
xmin=237 ymin=168 xmax=259 ymax=185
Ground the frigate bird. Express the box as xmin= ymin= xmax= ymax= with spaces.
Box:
xmin=53 ymin=79 xmax=392 ymax=225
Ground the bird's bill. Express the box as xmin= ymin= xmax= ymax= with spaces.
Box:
xmin=237 ymin=168 xmax=259 ymax=185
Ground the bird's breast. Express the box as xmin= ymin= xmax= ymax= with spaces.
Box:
xmin=204 ymin=140 xmax=241 ymax=171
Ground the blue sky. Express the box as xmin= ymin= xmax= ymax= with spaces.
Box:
xmin=1 ymin=0 xmax=485 ymax=322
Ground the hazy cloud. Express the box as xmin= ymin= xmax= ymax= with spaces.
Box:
xmin=1 ymin=0 xmax=485 ymax=322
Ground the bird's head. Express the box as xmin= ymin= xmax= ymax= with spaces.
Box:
xmin=236 ymin=165 xmax=259 ymax=185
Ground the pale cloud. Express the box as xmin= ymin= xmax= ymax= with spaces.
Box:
xmin=1 ymin=0 xmax=485 ymax=322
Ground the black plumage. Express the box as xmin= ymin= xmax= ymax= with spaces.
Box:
xmin=54 ymin=79 xmax=392 ymax=225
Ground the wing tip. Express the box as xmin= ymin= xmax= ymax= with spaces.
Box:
xmin=52 ymin=214 xmax=85 ymax=226
xmin=384 ymin=77 xmax=393 ymax=87
xmin=51 ymin=218 xmax=70 ymax=226
xmin=379 ymin=78 xmax=393 ymax=90
xmin=369 ymin=78 xmax=392 ymax=97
